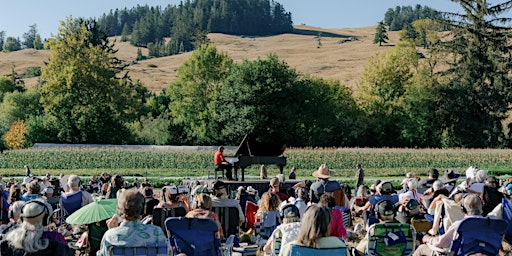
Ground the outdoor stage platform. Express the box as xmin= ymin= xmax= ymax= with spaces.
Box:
xmin=182 ymin=179 xmax=303 ymax=198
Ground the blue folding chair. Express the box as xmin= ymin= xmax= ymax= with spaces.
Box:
xmin=289 ymin=243 xmax=348 ymax=256
xmin=429 ymin=217 xmax=509 ymax=256
xmin=110 ymin=242 xmax=168 ymax=256
xmin=165 ymin=217 xmax=221 ymax=256
xmin=501 ymin=199 xmax=512 ymax=244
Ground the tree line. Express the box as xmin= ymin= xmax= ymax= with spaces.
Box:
xmin=1 ymin=1 xmax=512 ymax=150
xmin=383 ymin=5 xmax=440 ymax=31
xmin=96 ymin=0 xmax=292 ymax=56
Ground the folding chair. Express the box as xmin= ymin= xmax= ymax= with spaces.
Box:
xmin=60 ymin=192 xmax=83 ymax=218
xmin=501 ymin=199 xmax=512 ymax=244
xmin=212 ymin=206 xmax=240 ymax=242
xmin=110 ymin=242 xmax=169 ymax=256
xmin=429 ymin=197 xmax=464 ymax=236
xmin=165 ymin=217 xmax=220 ymax=256
xmin=366 ymin=222 xmax=416 ymax=256
xmin=220 ymin=234 xmax=235 ymax=256
xmin=152 ymin=206 xmax=187 ymax=235
xmin=428 ymin=217 xmax=509 ymax=256
xmin=245 ymin=201 xmax=259 ymax=231
xmin=289 ymin=243 xmax=348 ymax=256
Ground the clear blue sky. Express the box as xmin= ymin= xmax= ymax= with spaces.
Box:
xmin=1 ymin=1 xmax=462 ymax=39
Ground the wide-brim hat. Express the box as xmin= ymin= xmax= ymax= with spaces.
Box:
xmin=442 ymin=169 xmax=460 ymax=183
xmin=312 ymin=164 xmax=335 ymax=179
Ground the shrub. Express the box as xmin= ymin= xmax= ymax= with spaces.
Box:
xmin=147 ymin=63 xmax=158 ymax=68
xmin=23 ymin=67 xmax=42 ymax=78
xmin=3 ymin=119 xmax=28 ymax=149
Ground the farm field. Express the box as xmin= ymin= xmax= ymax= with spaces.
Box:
xmin=1 ymin=147 xmax=512 ymax=188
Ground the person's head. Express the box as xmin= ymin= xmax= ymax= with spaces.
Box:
xmin=101 ymin=172 xmax=109 ymax=178
xmin=375 ymin=199 xmax=396 ymax=221
xmin=432 ymin=180 xmax=444 ymax=191
xmin=67 ymin=174 xmax=81 ymax=190
xmin=296 ymin=204 xmax=331 ymax=248
xmin=312 ymin=164 xmax=334 ymax=181
xmin=460 ymin=193 xmax=483 ymax=216
xmin=218 ymin=146 xmax=224 ymax=152
xmin=164 ymin=186 xmax=180 ymax=203
xmin=6 ymin=200 xmax=53 ymax=253
xmin=280 ymin=204 xmax=301 ymax=224
xmin=285 ymin=187 xmax=295 ymax=199
xmin=141 ymin=186 xmax=154 ymax=198
xmin=8 ymin=200 xmax=25 ymax=222
xmin=112 ymin=174 xmax=124 ymax=188
xmin=117 ymin=189 xmax=144 ymax=221
xmin=291 ymin=167 xmax=297 ymax=173
xmin=485 ymin=176 xmax=498 ymax=188
xmin=428 ymin=168 xmax=439 ymax=179
xmin=213 ymin=180 xmax=227 ymax=199
xmin=26 ymin=180 xmax=41 ymax=195
xmin=474 ymin=169 xmax=488 ymax=183
xmin=269 ymin=177 xmax=280 ymax=192
xmin=407 ymin=179 xmax=418 ymax=191
xmin=196 ymin=193 xmax=213 ymax=210
xmin=319 ymin=193 xmax=336 ymax=209
xmin=296 ymin=187 xmax=307 ymax=200
xmin=357 ymin=185 xmax=370 ymax=198
xmin=377 ymin=181 xmax=394 ymax=195
xmin=42 ymin=187 xmax=54 ymax=198
xmin=356 ymin=163 xmax=362 ymax=169
xmin=405 ymin=172 xmax=413 ymax=179
xmin=259 ymin=191 xmax=281 ymax=212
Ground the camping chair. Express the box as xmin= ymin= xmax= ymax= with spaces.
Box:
xmin=212 ymin=206 xmax=241 ymax=242
xmin=68 ymin=231 xmax=89 ymax=256
xmin=501 ymin=198 xmax=512 ymax=244
xmin=289 ymin=243 xmax=348 ymax=256
xmin=427 ymin=217 xmax=509 ymax=256
xmin=152 ymin=206 xmax=187 ymax=235
xmin=365 ymin=222 xmax=416 ymax=256
xmin=165 ymin=217 xmax=220 ymax=256
xmin=429 ymin=197 xmax=464 ymax=236
xmin=334 ymin=206 xmax=352 ymax=228
xmin=220 ymin=234 xmax=235 ymax=256
xmin=110 ymin=242 xmax=169 ymax=256
xmin=60 ymin=192 xmax=83 ymax=218
xmin=245 ymin=201 xmax=259 ymax=231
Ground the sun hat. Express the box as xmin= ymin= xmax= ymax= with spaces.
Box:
xmin=43 ymin=186 xmax=54 ymax=194
xmin=442 ymin=169 xmax=460 ymax=184
xmin=378 ymin=181 xmax=393 ymax=194
xmin=312 ymin=164 xmax=335 ymax=179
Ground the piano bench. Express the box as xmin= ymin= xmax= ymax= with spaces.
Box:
xmin=209 ymin=167 xmax=224 ymax=179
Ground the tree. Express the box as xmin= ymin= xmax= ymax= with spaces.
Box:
xmin=356 ymin=42 xmax=419 ymax=146
xmin=214 ymin=54 xmax=299 ymax=144
xmin=438 ymin=0 xmax=512 ymax=148
xmin=0 ymin=75 xmax=22 ymax=102
xmin=0 ymin=31 xmax=5 ymax=50
xmin=33 ymin=34 xmax=43 ymax=50
xmin=22 ymin=24 xmax=38 ymax=49
xmin=3 ymin=119 xmax=28 ymax=149
xmin=374 ymin=21 xmax=389 ymax=46
xmin=2 ymin=37 xmax=21 ymax=52
xmin=166 ymin=44 xmax=233 ymax=144
xmin=41 ymin=17 xmax=143 ymax=144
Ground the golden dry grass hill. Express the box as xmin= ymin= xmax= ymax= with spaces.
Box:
xmin=0 ymin=25 xmax=401 ymax=93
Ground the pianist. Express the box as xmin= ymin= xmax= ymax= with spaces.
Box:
xmin=214 ymin=146 xmax=234 ymax=180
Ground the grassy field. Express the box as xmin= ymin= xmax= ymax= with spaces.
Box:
xmin=1 ymin=147 xmax=512 ymax=188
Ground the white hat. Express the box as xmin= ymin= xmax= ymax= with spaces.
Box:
xmin=43 ymin=187 xmax=54 ymax=194
xmin=312 ymin=164 xmax=335 ymax=179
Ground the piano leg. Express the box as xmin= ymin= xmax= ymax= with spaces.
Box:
xmin=241 ymin=167 xmax=245 ymax=181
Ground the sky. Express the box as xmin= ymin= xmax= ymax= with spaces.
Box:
xmin=0 ymin=1 xmax=462 ymax=40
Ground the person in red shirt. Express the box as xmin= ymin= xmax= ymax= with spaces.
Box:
xmin=214 ymin=146 xmax=233 ymax=180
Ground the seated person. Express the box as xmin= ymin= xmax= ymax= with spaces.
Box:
xmin=354 ymin=200 xmax=398 ymax=256
xmin=140 ymin=186 xmax=159 ymax=217
xmin=60 ymin=175 xmax=93 ymax=215
xmin=279 ymin=204 xmax=347 ymax=256
xmin=1 ymin=200 xmax=72 ymax=255
xmin=319 ymin=194 xmax=347 ymax=240
xmin=418 ymin=168 xmax=440 ymax=189
xmin=413 ymin=194 xmax=483 ymax=256
xmin=309 ymin=164 xmax=341 ymax=203
xmin=263 ymin=204 xmax=301 ymax=255
xmin=98 ymin=189 xmax=167 ymax=256
xmin=156 ymin=185 xmax=190 ymax=212
xmin=186 ymin=193 xmax=224 ymax=239
xmin=256 ymin=192 xmax=281 ymax=239
xmin=270 ymin=177 xmax=289 ymax=202
xmin=211 ymin=181 xmax=244 ymax=225
xmin=0 ymin=201 xmax=25 ymax=235
xmin=360 ymin=181 xmax=398 ymax=227
xmin=20 ymin=180 xmax=42 ymax=202
xmin=481 ymin=176 xmax=505 ymax=216
xmin=421 ymin=180 xmax=450 ymax=212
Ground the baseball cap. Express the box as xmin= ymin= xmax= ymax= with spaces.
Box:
xmin=379 ymin=181 xmax=393 ymax=194
xmin=213 ymin=180 xmax=225 ymax=190
xmin=281 ymin=204 xmax=300 ymax=219
xmin=376 ymin=200 xmax=395 ymax=217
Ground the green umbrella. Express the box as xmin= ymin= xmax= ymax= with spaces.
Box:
xmin=65 ymin=198 xmax=118 ymax=225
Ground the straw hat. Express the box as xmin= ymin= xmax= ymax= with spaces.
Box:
xmin=312 ymin=164 xmax=335 ymax=179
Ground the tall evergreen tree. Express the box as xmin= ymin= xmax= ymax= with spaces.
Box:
xmin=438 ymin=0 xmax=512 ymax=147
xmin=374 ymin=21 xmax=389 ymax=46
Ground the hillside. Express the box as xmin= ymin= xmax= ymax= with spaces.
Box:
xmin=0 ymin=25 xmax=402 ymax=93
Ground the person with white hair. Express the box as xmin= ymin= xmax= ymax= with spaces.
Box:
xmin=99 ymin=189 xmax=167 ymax=256
xmin=64 ymin=175 xmax=93 ymax=206
xmin=413 ymin=194 xmax=484 ymax=256
xmin=0 ymin=200 xmax=73 ymax=255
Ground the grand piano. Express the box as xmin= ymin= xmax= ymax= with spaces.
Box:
xmin=225 ymin=134 xmax=287 ymax=181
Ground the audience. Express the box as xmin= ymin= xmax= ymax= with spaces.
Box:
xmin=211 ymin=180 xmax=244 ymax=225
xmin=186 ymin=193 xmax=224 ymax=239
xmin=263 ymin=204 xmax=301 ymax=255
xmin=98 ymin=189 xmax=167 ymax=256
xmin=318 ymin=193 xmax=347 ymax=240
xmin=256 ymin=192 xmax=281 ymax=239
xmin=156 ymin=185 xmax=191 ymax=212
xmin=1 ymin=199 xmax=73 ymax=255
xmin=279 ymin=204 xmax=347 ymax=256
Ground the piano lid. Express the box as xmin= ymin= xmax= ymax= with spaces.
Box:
xmin=234 ymin=134 xmax=286 ymax=157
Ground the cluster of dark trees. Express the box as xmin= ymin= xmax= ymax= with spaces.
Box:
xmin=96 ymin=0 xmax=292 ymax=56
xmin=383 ymin=5 xmax=440 ymax=31
xmin=0 ymin=25 xmax=44 ymax=52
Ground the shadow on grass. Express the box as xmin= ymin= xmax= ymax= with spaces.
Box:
xmin=291 ymin=28 xmax=354 ymax=39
